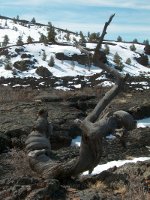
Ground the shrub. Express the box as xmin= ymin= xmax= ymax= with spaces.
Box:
xmin=130 ymin=44 xmax=136 ymax=51
xmin=104 ymin=44 xmax=110 ymax=55
xmin=4 ymin=59 xmax=12 ymax=70
xmin=125 ymin=58 xmax=131 ymax=65
xmin=117 ymin=36 xmax=122 ymax=42
xmin=48 ymin=56 xmax=55 ymax=67
xmin=113 ymin=52 xmax=124 ymax=71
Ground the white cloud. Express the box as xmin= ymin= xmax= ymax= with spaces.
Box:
xmin=1 ymin=0 xmax=150 ymax=10
xmin=70 ymin=0 xmax=150 ymax=10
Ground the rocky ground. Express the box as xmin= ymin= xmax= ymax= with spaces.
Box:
xmin=0 ymin=82 xmax=150 ymax=200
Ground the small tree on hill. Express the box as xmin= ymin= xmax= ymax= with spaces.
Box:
xmin=47 ymin=23 xmax=56 ymax=43
xmin=27 ymin=36 xmax=33 ymax=43
xmin=4 ymin=58 xmax=12 ymax=70
xmin=88 ymin=32 xmax=100 ymax=42
xmin=5 ymin=20 xmax=7 ymax=26
xmin=39 ymin=33 xmax=48 ymax=45
xmin=104 ymin=44 xmax=110 ymax=55
xmin=17 ymin=36 xmax=23 ymax=45
xmin=42 ymin=50 xmax=47 ymax=61
xmin=143 ymin=39 xmax=149 ymax=45
xmin=133 ymin=38 xmax=138 ymax=43
xmin=65 ymin=32 xmax=70 ymax=41
xmin=130 ymin=44 xmax=136 ymax=51
xmin=2 ymin=35 xmax=9 ymax=47
xmin=48 ymin=56 xmax=55 ymax=67
xmin=113 ymin=52 xmax=124 ymax=71
xmin=125 ymin=58 xmax=131 ymax=65
xmin=31 ymin=17 xmax=36 ymax=24
xmin=79 ymin=31 xmax=86 ymax=44
xmin=117 ymin=35 xmax=122 ymax=42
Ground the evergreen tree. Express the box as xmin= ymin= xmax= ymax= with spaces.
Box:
xmin=113 ymin=52 xmax=124 ymax=71
xmin=27 ymin=36 xmax=33 ymax=43
xmin=88 ymin=32 xmax=100 ymax=42
xmin=16 ymin=36 xmax=23 ymax=45
xmin=117 ymin=36 xmax=122 ymax=42
xmin=5 ymin=20 xmax=7 ymax=26
xmin=47 ymin=23 xmax=55 ymax=43
xmin=42 ymin=50 xmax=47 ymax=61
xmin=125 ymin=58 xmax=131 ymax=65
xmin=48 ymin=56 xmax=55 ymax=67
xmin=79 ymin=31 xmax=86 ymax=44
xmin=2 ymin=35 xmax=9 ymax=47
xmin=133 ymin=38 xmax=138 ymax=43
xmin=130 ymin=44 xmax=136 ymax=51
xmin=31 ymin=17 xmax=36 ymax=24
xmin=65 ymin=32 xmax=70 ymax=41
xmin=104 ymin=44 xmax=110 ymax=55
xmin=16 ymin=15 xmax=19 ymax=20
xmin=4 ymin=58 xmax=12 ymax=70
xmin=39 ymin=34 xmax=48 ymax=44
xmin=143 ymin=39 xmax=149 ymax=45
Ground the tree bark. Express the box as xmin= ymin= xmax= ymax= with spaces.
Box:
xmin=26 ymin=14 xmax=136 ymax=179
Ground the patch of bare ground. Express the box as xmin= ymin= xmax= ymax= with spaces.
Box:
xmin=0 ymin=85 xmax=150 ymax=199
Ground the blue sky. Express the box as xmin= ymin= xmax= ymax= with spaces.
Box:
xmin=1 ymin=0 xmax=150 ymax=42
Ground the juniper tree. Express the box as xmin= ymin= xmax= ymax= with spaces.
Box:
xmin=31 ymin=17 xmax=36 ymax=24
xmin=4 ymin=58 xmax=12 ymax=70
xmin=42 ymin=50 xmax=47 ymax=61
xmin=125 ymin=58 xmax=131 ymax=65
xmin=104 ymin=44 xmax=110 ymax=55
xmin=39 ymin=34 xmax=48 ymax=45
xmin=133 ymin=38 xmax=138 ymax=43
xmin=113 ymin=52 xmax=124 ymax=71
xmin=2 ymin=35 xmax=9 ymax=47
xmin=16 ymin=36 xmax=23 ymax=45
xmin=48 ymin=56 xmax=55 ymax=67
xmin=143 ymin=39 xmax=149 ymax=46
xmin=117 ymin=35 xmax=122 ymax=42
xmin=47 ymin=23 xmax=56 ymax=43
xmin=27 ymin=36 xmax=33 ymax=43
xmin=79 ymin=31 xmax=86 ymax=44
xmin=130 ymin=44 xmax=136 ymax=51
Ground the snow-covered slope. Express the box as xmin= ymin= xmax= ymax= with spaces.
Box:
xmin=0 ymin=16 xmax=150 ymax=81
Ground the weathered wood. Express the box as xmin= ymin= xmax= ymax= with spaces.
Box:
xmin=95 ymin=14 xmax=115 ymax=51
xmin=26 ymin=15 xmax=136 ymax=179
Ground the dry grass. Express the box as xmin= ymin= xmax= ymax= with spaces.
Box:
xmin=51 ymin=86 xmax=107 ymax=100
xmin=123 ymin=175 xmax=150 ymax=200
xmin=7 ymin=148 xmax=37 ymax=178
xmin=0 ymin=86 xmax=38 ymax=103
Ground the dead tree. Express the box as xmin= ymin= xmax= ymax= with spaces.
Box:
xmin=26 ymin=15 xmax=136 ymax=179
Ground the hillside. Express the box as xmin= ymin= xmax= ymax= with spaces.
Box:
xmin=0 ymin=16 xmax=150 ymax=90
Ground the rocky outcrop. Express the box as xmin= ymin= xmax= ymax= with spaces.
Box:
xmin=14 ymin=60 xmax=35 ymax=71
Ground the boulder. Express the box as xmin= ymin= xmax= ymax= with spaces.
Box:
xmin=14 ymin=60 xmax=35 ymax=71
xmin=36 ymin=66 xmax=52 ymax=77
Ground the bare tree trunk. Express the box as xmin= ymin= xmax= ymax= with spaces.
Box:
xmin=26 ymin=14 xmax=136 ymax=179
xmin=93 ymin=14 xmax=115 ymax=66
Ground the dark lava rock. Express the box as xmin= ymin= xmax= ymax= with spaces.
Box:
xmin=128 ymin=103 xmax=150 ymax=119
xmin=36 ymin=66 xmax=52 ymax=77
xmin=21 ymin=53 xmax=32 ymax=59
xmin=14 ymin=60 xmax=35 ymax=71
xmin=0 ymin=134 xmax=10 ymax=153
